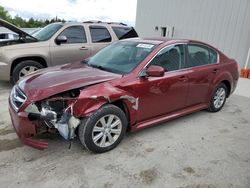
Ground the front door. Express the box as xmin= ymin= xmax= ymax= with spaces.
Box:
xmin=50 ymin=25 xmax=91 ymax=66
xmin=134 ymin=44 xmax=190 ymax=122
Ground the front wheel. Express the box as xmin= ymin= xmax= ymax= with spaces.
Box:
xmin=78 ymin=104 xmax=128 ymax=153
xmin=12 ymin=60 xmax=44 ymax=83
xmin=208 ymin=83 xmax=228 ymax=112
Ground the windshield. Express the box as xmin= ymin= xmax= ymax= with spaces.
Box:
xmin=33 ymin=23 xmax=63 ymax=41
xmin=87 ymin=41 xmax=156 ymax=74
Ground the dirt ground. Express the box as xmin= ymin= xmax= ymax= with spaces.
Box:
xmin=0 ymin=80 xmax=250 ymax=188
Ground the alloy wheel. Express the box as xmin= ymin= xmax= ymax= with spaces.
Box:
xmin=19 ymin=66 xmax=38 ymax=78
xmin=213 ymin=87 xmax=226 ymax=109
xmin=92 ymin=114 xmax=122 ymax=148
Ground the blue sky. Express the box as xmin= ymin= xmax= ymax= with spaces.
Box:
xmin=0 ymin=0 xmax=137 ymax=26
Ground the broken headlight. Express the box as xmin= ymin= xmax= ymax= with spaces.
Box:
xmin=25 ymin=92 xmax=81 ymax=140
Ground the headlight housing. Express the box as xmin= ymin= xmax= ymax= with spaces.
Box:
xmin=10 ymin=86 xmax=27 ymax=111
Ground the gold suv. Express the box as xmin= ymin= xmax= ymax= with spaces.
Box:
xmin=0 ymin=18 xmax=138 ymax=82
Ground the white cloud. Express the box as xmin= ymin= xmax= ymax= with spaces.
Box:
xmin=0 ymin=0 xmax=137 ymax=25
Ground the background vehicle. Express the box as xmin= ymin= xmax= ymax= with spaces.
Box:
xmin=28 ymin=28 xmax=41 ymax=35
xmin=9 ymin=38 xmax=239 ymax=153
xmin=0 ymin=32 xmax=19 ymax=41
xmin=0 ymin=18 xmax=138 ymax=82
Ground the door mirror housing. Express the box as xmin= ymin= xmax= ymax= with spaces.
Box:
xmin=55 ymin=35 xmax=67 ymax=45
xmin=146 ymin=65 xmax=165 ymax=77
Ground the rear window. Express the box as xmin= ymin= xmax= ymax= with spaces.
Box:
xmin=112 ymin=27 xmax=138 ymax=39
xmin=90 ymin=26 xmax=112 ymax=43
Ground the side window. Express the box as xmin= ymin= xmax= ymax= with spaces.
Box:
xmin=209 ymin=49 xmax=218 ymax=64
xmin=9 ymin=34 xmax=14 ymax=39
xmin=59 ymin=26 xmax=86 ymax=43
xmin=90 ymin=26 xmax=111 ymax=43
xmin=0 ymin=34 xmax=7 ymax=39
xmin=149 ymin=45 xmax=185 ymax=72
xmin=187 ymin=44 xmax=218 ymax=67
xmin=112 ymin=27 xmax=138 ymax=40
xmin=14 ymin=34 xmax=19 ymax=39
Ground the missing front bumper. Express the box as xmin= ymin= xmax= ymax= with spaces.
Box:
xmin=9 ymin=100 xmax=49 ymax=150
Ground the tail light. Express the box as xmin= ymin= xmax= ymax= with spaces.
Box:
xmin=234 ymin=62 xmax=238 ymax=71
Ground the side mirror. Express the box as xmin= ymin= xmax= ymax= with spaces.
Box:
xmin=146 ymin=65 xmax=165 ymax=77
xmin=55 ymin=35 xmax=67 ymax=45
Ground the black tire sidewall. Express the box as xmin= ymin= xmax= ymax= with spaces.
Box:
xmin=12 ymin=60 xmax=44 ymax=83
xmin=78 ymin=104 xmax=128 ymax=153
xmin=209 ymin=83 xmax=228 ymax=112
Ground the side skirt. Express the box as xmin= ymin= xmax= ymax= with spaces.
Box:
xmin=131 ymin=103 xmax=208 ymax=132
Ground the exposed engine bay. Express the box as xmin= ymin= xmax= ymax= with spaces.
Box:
xmin=26 ymin=88 xmax=82 ymax=140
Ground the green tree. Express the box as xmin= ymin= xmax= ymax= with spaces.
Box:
xmin=0 ymin=6 xmax=65 ymax=28
xmin=0 ymin=6 xmax=12 ymax=22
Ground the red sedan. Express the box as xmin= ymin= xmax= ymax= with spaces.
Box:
xmin=9 ymin=38 xmax=239 ymax=153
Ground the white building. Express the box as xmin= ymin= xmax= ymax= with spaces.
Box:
xmin=135 ymin=0 xmax=250 ymax=69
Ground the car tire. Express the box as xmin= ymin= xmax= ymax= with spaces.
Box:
xmin=78 ymin=104 xmax=128 ymax=153
xmin=12 ymin=60 xmax=44 ymax=83
xmin=207 ymin=83 xmax=228 ymax=112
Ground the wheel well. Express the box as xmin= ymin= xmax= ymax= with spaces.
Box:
xmin=10 ymin=56 xmax=47 ymax=76
xmin=221 ymin=80 xmax=231 ymax=97
xmin=111 ymin=100 xmax=130 ymax=128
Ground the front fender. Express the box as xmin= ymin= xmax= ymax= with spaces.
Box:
xmin=73 ymin=83 xmax=138 ymax=124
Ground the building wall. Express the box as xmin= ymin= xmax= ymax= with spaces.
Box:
xmin=135 ymin=0 xmax=250 ymax=68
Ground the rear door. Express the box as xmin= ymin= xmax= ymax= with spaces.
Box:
xmin=88 ymin=26 xmax=113 ymax=56
xmin=184 ymin=43 xmax=219 ymax=106
xmin=50 ymin=25 xmax=91 ymax=66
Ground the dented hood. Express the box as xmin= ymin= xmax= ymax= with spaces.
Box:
xmin=18 ymin=62 xmax=121 ymax=101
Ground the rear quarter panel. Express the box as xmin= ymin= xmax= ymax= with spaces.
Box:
xmin=208 ymin=55 xmax=239 ymax=99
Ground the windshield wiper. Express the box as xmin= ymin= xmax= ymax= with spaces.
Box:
xmin=81 ymin=59 xmax=88 ymax=65
xmin=89 ymin=64 xmax=108 ymax=71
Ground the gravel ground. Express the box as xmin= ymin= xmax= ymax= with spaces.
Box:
xmin=0 ymin=80 xmax=249 ymax=188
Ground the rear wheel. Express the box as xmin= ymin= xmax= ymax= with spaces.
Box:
xmin=208 ymin=83 xmax=228 ymax=112
xmin=78 ymin=104 xmax=128 ymax=153
xmin=12 ymin=60 xmax=44 ymax=83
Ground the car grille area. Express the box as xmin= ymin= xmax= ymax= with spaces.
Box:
xmin=10 ymin=86 xmax=27 ymax=111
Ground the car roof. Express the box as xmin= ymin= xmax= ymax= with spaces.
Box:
xmin=122 ymin=37 xmax=189 ymax=45
xmin=122 ymin=37 xmax=216 ymax=49
xmin=57 ymin=21 xmax=132 ymax=27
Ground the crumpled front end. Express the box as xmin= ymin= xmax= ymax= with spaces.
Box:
xmin=9 ymin=104 xmax=48 ymax=149
xmin=9 ymin=85 xmax=82 ymax=150
xmin=9 ymin=77 xmax=139 ymax=150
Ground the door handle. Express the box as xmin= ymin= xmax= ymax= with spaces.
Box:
xmin=212 ymin=69 xmax=218 ymax=74
xmin=79 ymin=46 xmax=88 ymax=50
xmin=178 ymin=76 xmax=188 ymax=82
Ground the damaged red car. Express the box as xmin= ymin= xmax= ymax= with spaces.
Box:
xmin=9 ymin=38 xmax=239 ymax=153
